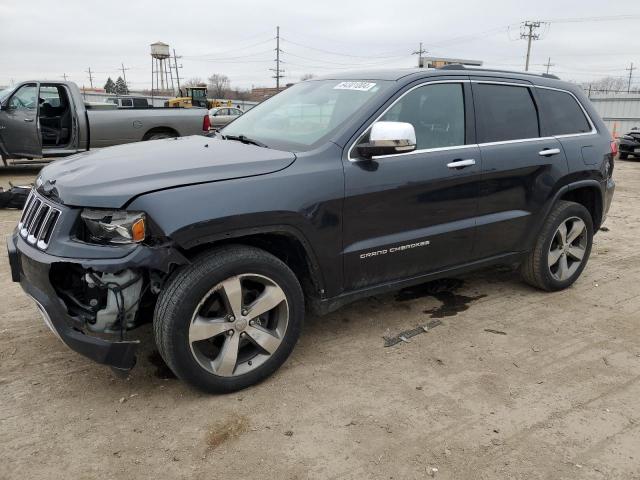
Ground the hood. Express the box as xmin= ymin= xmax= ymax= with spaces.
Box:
xmin=39 ymin=136 xmax=296 ymax=208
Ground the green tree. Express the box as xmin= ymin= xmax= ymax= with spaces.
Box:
xmin=115 ymin=76 xmax=129 ymax=95
xmin=103 ymin=77 xmax=116 ymax=94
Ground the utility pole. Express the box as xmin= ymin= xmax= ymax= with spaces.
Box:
xmin=120 ymin=63 xmax=130 ymax=91
xmin=543 ymin=57 xmax=554 ymax=75
xmin=86 ymin=67 xmax=94 ymax=88
xmin=270 ymin=26 xmax=284 ymax=91
xmin=626 ymin=62 xmax=635 ymax=93
xmin=62 ymin=73 xmax=68 ymax=81
xmin=520 ymin=20 xmax=541 ymax=71
xmin=412 ymin=42 xmax=428 ymax=68
xmin=172 ymin=48 xmax=182 ymax=94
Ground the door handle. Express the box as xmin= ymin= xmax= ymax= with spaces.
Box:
xmin=447 ymin=159 xmax=476 ymax=169
xmin=538 ymin=148 xmax=560 ymax=157
xmin=24 ymin=118 xmax=34 ymax=122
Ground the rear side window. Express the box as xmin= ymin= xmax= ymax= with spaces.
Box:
xmin=133 ymin=98 xmax=148 ymax=108
xmin=121 ymin=99 xmax=133 ymax=107
xmin=536 ymin=88 xmax=591 ymax=135
xmin=474 ymin=84 xmax=539 ymax=143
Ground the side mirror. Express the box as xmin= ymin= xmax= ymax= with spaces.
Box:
xmin=356 ymin=121 xmax=417 ymax=159
xmin=0 ymin=103 xmax=7 ymax=111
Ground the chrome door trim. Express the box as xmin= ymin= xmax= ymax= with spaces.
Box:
xmin=371 ymin=143 xmax=477 ymax=160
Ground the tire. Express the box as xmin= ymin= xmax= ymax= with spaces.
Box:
xmin=154 ymin=245 xmax=304 ymax=393
xmin=619 ymin=152 xmax=629 ymax=160
xmin=144 ymin=131 xmax=176 ymax=141
xmin=520 ymin=200 xmax=593 ymax=291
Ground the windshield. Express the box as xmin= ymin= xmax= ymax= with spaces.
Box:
xmin=221 ymin=80 xmax=392 ymax=151
xmin=0 ymin=87 xmax=13 ymax=102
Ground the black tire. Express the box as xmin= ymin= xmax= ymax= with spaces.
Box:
xmin=154 ymin=245 xmax=304 ymax=393
xmin=520 ymin=200 xmax=594 ymax=291
xmin=619 ymin=152 xmax=629 ymax=160
xmin=144 ymin=131 xmax=177 ymax=141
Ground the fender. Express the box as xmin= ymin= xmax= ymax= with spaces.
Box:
xmin=174 ymin=223 xmax=326 ymax=297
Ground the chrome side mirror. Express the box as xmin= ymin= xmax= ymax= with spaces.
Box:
xmin=356 ymin=121 xmax=417 ymax=159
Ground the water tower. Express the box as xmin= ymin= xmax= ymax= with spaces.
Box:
xmin=150 ymin=41 xmax=173 ymax=94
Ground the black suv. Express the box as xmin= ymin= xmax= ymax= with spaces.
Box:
xmin=7 ymin=67 xmax=615 ymax=392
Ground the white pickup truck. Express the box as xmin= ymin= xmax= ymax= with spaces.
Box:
xmin=0 ymin=81 xmax=210 ymax=165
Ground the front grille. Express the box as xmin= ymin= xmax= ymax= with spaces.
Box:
xmin=18 ymin=190 xmax=61 ymax=250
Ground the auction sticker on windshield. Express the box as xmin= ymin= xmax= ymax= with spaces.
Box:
xmin=333 ymin=81 xmax=377 ymax=91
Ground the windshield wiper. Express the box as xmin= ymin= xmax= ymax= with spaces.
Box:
xmin=223 ymin=134 xmax=269 ymax=148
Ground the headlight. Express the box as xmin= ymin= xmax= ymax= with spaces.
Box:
xmin=81 ymin=209 xmax=146 ymax=244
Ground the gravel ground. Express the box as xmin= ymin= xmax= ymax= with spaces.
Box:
xmin=1 ymin=160 xmax=639 ymax=480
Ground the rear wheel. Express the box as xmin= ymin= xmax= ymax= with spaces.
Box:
xmin=143 ymin=130 xmax=177 ymax=141
xmin=619 ymin=152 xmax=629 ymax=160
xmin=521 ymin=201 xmax=593 ymax=291
xmin=154 ymin=245 xmax=304 ymax=393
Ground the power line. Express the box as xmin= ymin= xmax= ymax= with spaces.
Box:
xmin=281 ymin=50 xmax=408 ymax=67
xmin=280 ymin=37 xmax=409 ymax=59
xmin=520 ymin=20 xmax=542 ymax=71
xmin=182 ymin=38 xmax=274 ymax=58
xmin=412 ymin=42 xmax=427 ymax=68
xmin=542 ymin=14 xmax=640 ymax=23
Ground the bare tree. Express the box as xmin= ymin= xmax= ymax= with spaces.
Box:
xmin=208 ymin=74 xmax=230 ymax=98
xmin=183 ymin=77 xmax=205 ymax=88
xmin=300 ymin=73 xmax=315 ymax=81
xmin=583 ymin=76 xmax=628 ymax=94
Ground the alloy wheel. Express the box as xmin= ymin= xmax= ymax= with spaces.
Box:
xmin=188 ymin=273 xmax=289 ymax=377
xmin=548 ymin=216 xmax=588 ymax=282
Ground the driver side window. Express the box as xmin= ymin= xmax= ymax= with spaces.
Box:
xmin=9 ymin=84 xmax=38 ymax=110
xmin=380 ymin=83 xmax=465 ymax=150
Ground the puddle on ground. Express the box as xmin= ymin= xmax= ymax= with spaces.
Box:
xmin=147 ymin=350 xmax=176 ymax=379
xmin=395 ymin=278 xmax=486 ymax=318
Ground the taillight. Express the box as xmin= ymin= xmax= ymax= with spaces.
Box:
xmin=203 ymin=114 xmax=211 ymax=131
xmin=610 ymin=139 xmax=618 ymax=156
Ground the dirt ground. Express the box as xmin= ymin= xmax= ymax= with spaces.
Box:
xmin=1 ymin=160 xmax=639 ymax=480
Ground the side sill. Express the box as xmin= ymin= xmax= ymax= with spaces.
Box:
xmin=310 ymin=252 xmax=525 ymax=316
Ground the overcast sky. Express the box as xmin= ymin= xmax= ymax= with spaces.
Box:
xmin=1 ymin=0 xmax=639 ymax=91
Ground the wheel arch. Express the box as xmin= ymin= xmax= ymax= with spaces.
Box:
xmin=559 ymin=182 xmax=603 ymax=230
xmin=180 ymin=226 xmax=326 ymax=301
xmin=142 ymin=126 xmax=179 ymax=140
xmin=525 ymin=179 xmax=604 ymax=253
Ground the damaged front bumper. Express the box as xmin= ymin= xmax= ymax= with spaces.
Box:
xmin=7 ymin=231 xmax=186 ymax=370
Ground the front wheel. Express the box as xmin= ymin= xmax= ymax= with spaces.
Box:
xmin=154 ymin=246 xmax=304 ymax=393
xmin=520 ymin=200 xmax=594 ymax=291
xmin=619 ymin=152 xmax=629 ymax=160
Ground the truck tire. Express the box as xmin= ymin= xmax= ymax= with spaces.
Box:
xmin=520 ymin=200 xmax=593 ymax=291
xmin=154 ymin=245 xmax=304 ymax=393
xmin=143 ymin=130 xmax=177 ymax=141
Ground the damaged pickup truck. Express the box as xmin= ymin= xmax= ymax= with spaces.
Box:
xmin=7 ymin=67 xmax=615 ymax=393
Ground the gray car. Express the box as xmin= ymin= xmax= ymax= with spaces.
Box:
xmin=208 ymin=107 xmax=243 ymax=128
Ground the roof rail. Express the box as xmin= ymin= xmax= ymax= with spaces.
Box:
xmin=437 ymin=64 xmax=560 ymax=80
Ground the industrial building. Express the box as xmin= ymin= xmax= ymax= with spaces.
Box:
xmin=590 ymin=94 xmax=640 ymax=135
